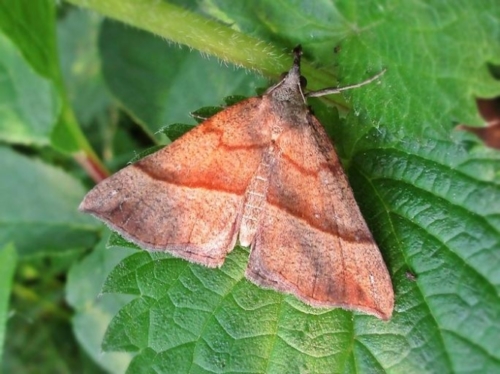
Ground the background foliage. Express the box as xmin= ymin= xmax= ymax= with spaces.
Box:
xmin=1 ymin=0 xmax=500 ymax=372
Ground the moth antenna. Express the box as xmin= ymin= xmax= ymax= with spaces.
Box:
xmin=306 ymin=68 xmax=386 ymax=98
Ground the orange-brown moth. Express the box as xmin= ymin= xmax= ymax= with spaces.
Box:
xmin=80 ymin=46 xmax=394 ymax=320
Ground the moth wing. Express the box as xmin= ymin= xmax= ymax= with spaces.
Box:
xmin=80 ymin=98 xmax=270 ymax=267
xmin=246 ymin=115 xmax=394 ymax=319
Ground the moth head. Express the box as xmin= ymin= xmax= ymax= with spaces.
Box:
xmin=265 ymin=45 xmax=307 ymax=105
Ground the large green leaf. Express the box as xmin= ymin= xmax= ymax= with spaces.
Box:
xmin=0 ymin=147 xmax=99 ymax=257
xmin=62 ymin=0 xmax=500 ymax=372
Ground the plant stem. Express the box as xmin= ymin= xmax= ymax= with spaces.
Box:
xmin=63 ymin=0 xmax=339 ymax=93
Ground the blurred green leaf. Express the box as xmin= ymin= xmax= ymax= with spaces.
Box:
xmin=0 ymin=147 xmax=99 ymax=256
xmin=0 ymin=0 xmax=76 ymax=152
xmin=99 ymin=21 xmax=267 ymax=136
xmin=57 ymin=8 xmax=113 ymax=129
xmin=0 ymin=243 xmax=16 ymax=365
xmin=0 ymin=32 xmax=60 ymax=146
xmin=0 ymin=0 xmax=60 ymax=81
xmin=67 ymin=231 xmax=136 ymax=373
xmin=3 ymin=249 xmax=105 ymax=373
xmin=0 ymin=0 xmax=104 ymax=157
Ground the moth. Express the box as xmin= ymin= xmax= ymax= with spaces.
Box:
xmin=80 ymin=46 xmax=394 ymax=320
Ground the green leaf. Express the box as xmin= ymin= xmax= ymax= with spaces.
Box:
xmin=0 ymin=0 xmax=60 ymax=81
xmin=0 ymin=32 xmax=60 ymax=146
xmin=66 ymin=231 xmax=136 ymax=373
xmin=103 ymin=249 xmax=403 ymax=373
xmin=190 ymin=106 xmax=225 ymax=124
xmin=158 ymin=124 xmax=196 ymax=142
xmin=99 ymin=20 xmax=267 ymax=135
xmin=0 ymin=243 xmax=16 ymax=365
xmin=335 ymin=1 xmax=500 ymax=141
xmin=0 ymin=146 xmax=99 ymax=257
xmin=0 ymin=0 xmax=107 ymax=168
xmin=57 ymin=8 xmax=113 ymax=129
xmin=128 ymin=146 xmax=166 ymax=164
xmin=0 ymin=0 xmax=72 ymax=151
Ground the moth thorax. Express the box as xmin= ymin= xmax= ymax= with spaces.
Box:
xmin=239 ymin=150 xmax=273 ymax=246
